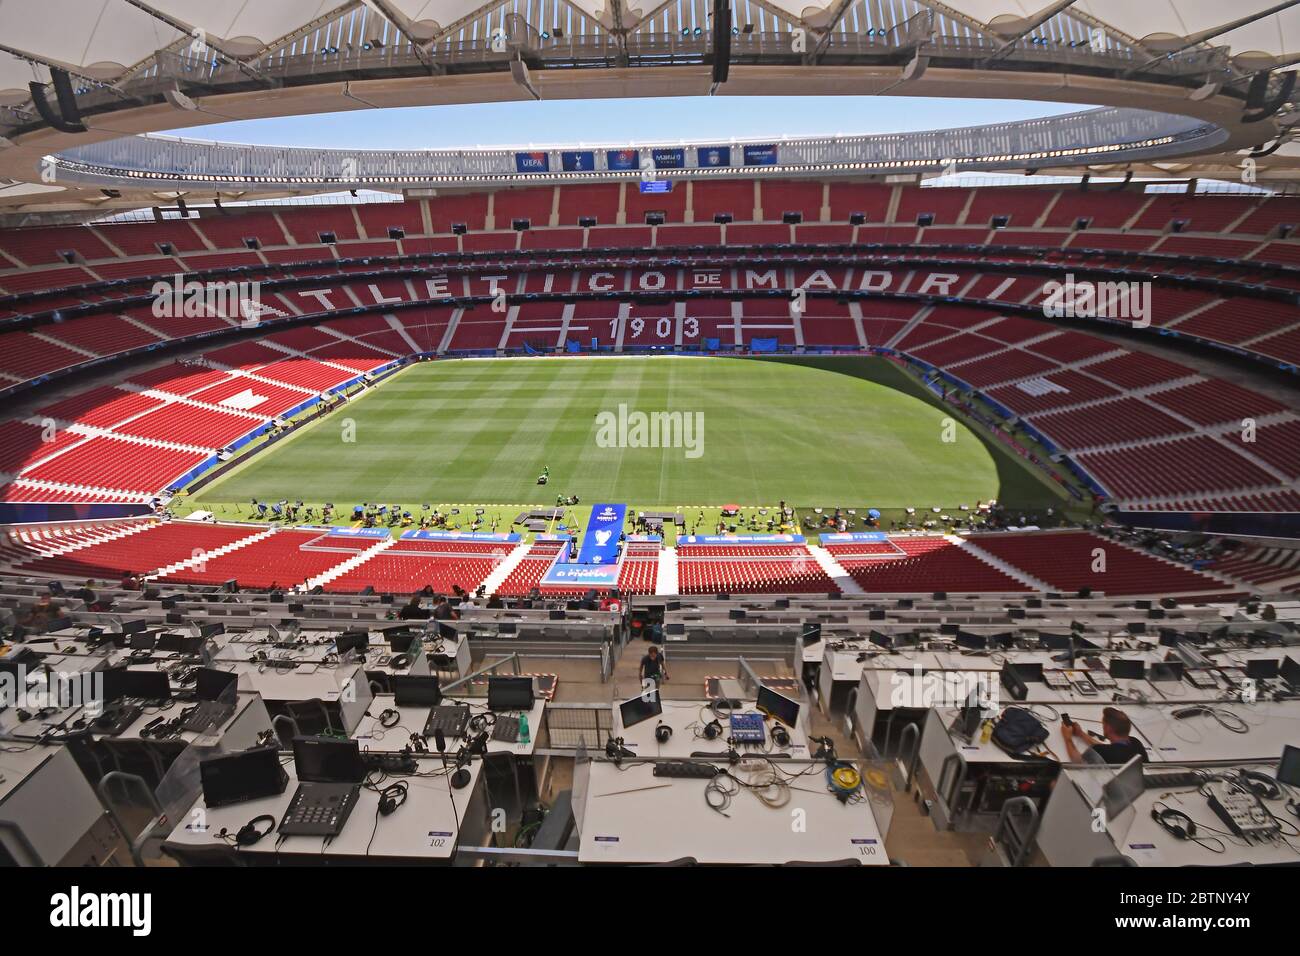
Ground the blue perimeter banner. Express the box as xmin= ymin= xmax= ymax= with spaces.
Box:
xmin=322 ymin=527 xmax=392 ymax=538
xmin=577 ymin=503 xmax=627 ymax=565
xmin=606 ymin=149 xmax=639 ymax=171
xmin=638 ymin=180 xmax=672 ymax=194
xmin=820 ymin=532 xmax=889 ymax=543
xmin=561 ymin=150 xmax=595 ymax=172
xmin=651 ymin=147 xmax=685 ymax=168
xmin=743 ymin=144 xmax=779 ymax=166
xmin=515 ymin=151 xmax=550 ymax=173
xmin=400 ymin=530 xmax=520 ymax=542
xmin=679 ymin=534 xmax=806 ymax=545
xmin=541 ymin=563 xmax=620 ymax=588
xmin=697 ymin=145 xmax=732 ymax=167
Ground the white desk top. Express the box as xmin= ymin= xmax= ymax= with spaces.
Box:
xmin=579 ymin=759 xmax=889 ymax=865
xmin=584 ymin=695 xmax=889 ymax=864
xmin=106 ymin=692 xmax=263 ymax=746
xmin=164 ymin=759 xmax=482 ymax=861
xmin=0 ymin=741 xmax=61 ymax=803
xmin=1063 ymin=764 xmax=1300 ymax=867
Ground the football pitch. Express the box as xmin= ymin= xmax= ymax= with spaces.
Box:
xmin=196 ymin=355 xmax=1067 ymax=514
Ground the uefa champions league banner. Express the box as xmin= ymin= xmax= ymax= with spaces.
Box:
xmin=541 ymin=563 xmax=621 ymax=588
xmin=400 ymin=530 xmax=520 ymax=542
xmin=326 ymin=527 xmax=392 ymax=538
xmin=821 ymin=532 xmax=889 ymax=543
xmin=576 ymin=503 xmax=627 ymax=565
xmin=606 ymin=149 xmax=639 ymax=170
xmin=743 ymin=144 xmax=779 ymax=166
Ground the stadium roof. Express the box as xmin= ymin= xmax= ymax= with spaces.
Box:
xmin=2 ymin=1 xmax=1300 ymax=214
xmin=2 ymin=0 xmax=1299 ymax=96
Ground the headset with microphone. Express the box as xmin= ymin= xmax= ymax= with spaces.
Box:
xmin=654 ymin=721 xmax=673 ymax=743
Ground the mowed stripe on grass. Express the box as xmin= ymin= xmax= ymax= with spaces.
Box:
xmin=206 ymin=356 xmax=1006 ymax=508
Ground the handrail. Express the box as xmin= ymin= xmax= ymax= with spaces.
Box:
xmin=96 ymin=770 xmax=166 ymax=867
xmin=899 ymin=722 xmax=923 ymax=790
xmin=993 ymin=795 xmax=1041 ymax=867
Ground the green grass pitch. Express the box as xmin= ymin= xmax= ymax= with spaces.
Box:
xmin=197 ymin=355 xmax=1066 ymax=514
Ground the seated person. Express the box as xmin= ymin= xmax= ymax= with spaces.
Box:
xmin=1061 ymin=707 xmax=1148 ymax=765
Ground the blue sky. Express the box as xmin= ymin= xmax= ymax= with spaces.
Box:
xmin=169 ymin=96 xmax=1080 ymax=148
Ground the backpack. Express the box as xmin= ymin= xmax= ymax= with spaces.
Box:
xmin=991 ymin=707 xmax=1049 ymax=755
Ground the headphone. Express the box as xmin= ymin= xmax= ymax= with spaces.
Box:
xmin=389 ymin=653 xmax=412 ymax=670
xmin=771 ymin=723 xmax=791 ymax=748
xmin=703 ymin=719 xmax=723 ymax=740
xmin=654 ymin=721 xmax=672 ymax=743
xmin=1236 ymin=770 xmax=1281 ymax=801
xmin=230 ymin=815 xmax=276 ymax=847
xmin=1151 ymin=806 xmax=1196 ymax=840
xmin=378 ymin=708 xmax=401 ymax=728
xmin=378 ymin=782 xmax=408 ymax=816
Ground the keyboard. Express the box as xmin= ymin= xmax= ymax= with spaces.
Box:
xmin=491 ymin=715 xmax=520 ymax=743
xmin=181 ymin=701 xmax=235 ymax=733
xmin=423 ymin=704 xmax=470 ymax=741
xmin=1143 ymin=770 xmax=1202 ymax=790
xmin=653 ymin=761 xmax=720 ymax=779
xmin=729 ymin=712 xmax=766 ymax=745
xmin=92 ymin=703 xmax=143 ymax=737
xmin=278 ymin=783 xmax=360 ymax=837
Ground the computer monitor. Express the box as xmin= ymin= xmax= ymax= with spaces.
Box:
xmin=122 ymin=619 xmax=148 ymax=636
xmin=487 ymin=675 xmax=534 ymax=711
xmin=129 ymin=631 xmax=157 ymax=651
xmin=388 ymin=633 xmax=419 ymax=654
xmin=757 ymin=685 xmax=801 ymax=728
xmin=195 ymin=668 xmax=238 ymax=702
xmin=392 ymin=675 xmax=442 ymax=708
xmin=618 ymin=690 xmax=662 ymax=730
xmin=939 ymin=623 xmax=960 ymax=635
xmin=1246 ymin=658 xmax=1280 ymax=681
xmin=200 ymin=746 xmax=288 ymax=808
xmin=1278 ymin=744 xmax=1300 ymax=788
xmin=1100 ymin=755 xmax=1145 ymax=820
xmin=335 ymin=630 xmax=369 ymax=657
xmin=1109 ymin=658 xmax=1146 ymax=681
xmin=155 ymin=633 xmax=185 ymax=653
xmin=293 ymin=736 xmax=366 ymax=784
xmin=1281 ymin=655 xmax=1300 ymax=689
xmin=665 ymin=623 xmax=685 ymax=636
xmin=1012 ymin=661 xmax=1044 ymax=683
xmin=955 ymin=631 xmax=986 ymax=651
xmin=100 ymin=668 xmax=171 ymax=703
xmin=1149 ymin=660 xmax=1185 ymax=682
xmin=952 ymin=691 xmax=983 ymax=741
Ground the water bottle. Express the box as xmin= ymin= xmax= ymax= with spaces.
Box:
xmin=519 ymin=713 xmax=530 ymax=746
